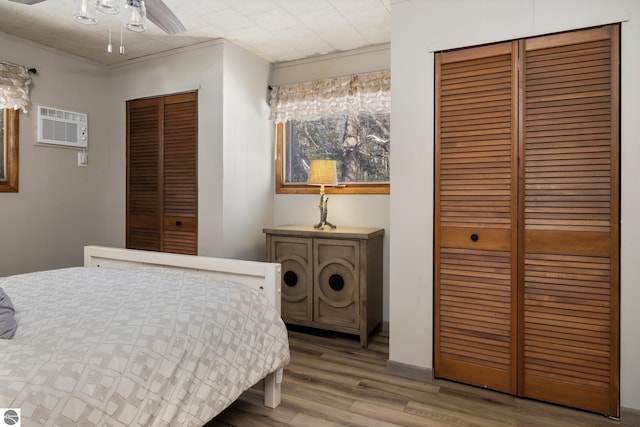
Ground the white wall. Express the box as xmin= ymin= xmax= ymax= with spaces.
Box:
xmin=270 ymin=44 xmax=391 ymax=323
xmin=0 ymin=33 xmax=110 ymax=276
xmin=0 ymin=34 xmax=385 ymax=279
xmin=105 ymin=41 xmax=225 ymax=258
xmin=0 ymin=36 xmax=274 ymax=272
xmin=106 ymin=40 xmax=273 ymax=261
xmin=221 ymin=41 xmax=274 ymax=261
xmin=389 ymin=0 xmax=640 ymax=414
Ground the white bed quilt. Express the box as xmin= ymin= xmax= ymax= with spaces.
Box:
xmin=0 ymin=267 xmax=290 ymax=426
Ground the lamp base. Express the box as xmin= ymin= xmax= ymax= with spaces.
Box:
xmin=314 ymin=193 xmax=336 ymax=230
xmin=314 ymin=220 xmax=336 ymax=230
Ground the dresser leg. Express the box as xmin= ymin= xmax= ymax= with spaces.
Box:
xmin=360 ymin=332 xmax=368 ymax=348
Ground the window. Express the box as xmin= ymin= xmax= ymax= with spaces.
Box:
xmin=271 ymin=70 xmax=390 ymax=194
xmin=0 ymin=62 xmax=31 ymax=193
xmin=277 ymin=113 xmax=390 ymax=194
xmin=0 ymin=108 xmax=18 ymax=192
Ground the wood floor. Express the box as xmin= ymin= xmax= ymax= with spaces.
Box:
xmin=209 ymin=327 xmax=627 ymax=426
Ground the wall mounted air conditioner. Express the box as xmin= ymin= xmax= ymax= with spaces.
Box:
xmin=37 ymin=105 xmax=88 ymax=148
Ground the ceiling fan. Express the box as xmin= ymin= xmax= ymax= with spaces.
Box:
xmin=8 ymin=0 xmax=186 ymax=35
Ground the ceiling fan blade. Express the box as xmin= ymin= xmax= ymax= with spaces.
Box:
xmin=8 ymin=0 xmax=47 ymax=4
xmin=145 ymin=0 xmax=186 ymax=35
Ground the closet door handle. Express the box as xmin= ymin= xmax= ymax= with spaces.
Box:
xmin=470 ymin=233 xmax=479 ymax=242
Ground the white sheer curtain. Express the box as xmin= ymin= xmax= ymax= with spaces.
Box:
xmin=269 ymin=70 xmax=390 ymax=124
xmin=0 ymin=62 xmax=32 ymax=113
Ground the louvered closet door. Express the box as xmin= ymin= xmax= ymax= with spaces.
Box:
xmin=127 ymin=98 xmax=161 ymax=251
xmin=127 ymin=92 xmax=198 ymax=255
xmin=519 ymin=26 xmax=619 ymax=416
xmin=434 ymin=41 xmax=519 ymax=394
xmin=162 ymin=92 xmax=198 ymax=255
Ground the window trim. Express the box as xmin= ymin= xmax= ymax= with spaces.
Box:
xmin=0 ymin=108 xmax=19 ymax=192
xmin=275 ymin=123 xmax=390 ymax=195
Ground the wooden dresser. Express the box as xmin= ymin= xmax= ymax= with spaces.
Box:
xmin=264 ymin=225 xmax=384 ymax=348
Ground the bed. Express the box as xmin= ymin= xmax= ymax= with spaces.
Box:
xmin=0 ymin=246 xmax=290 ymax=426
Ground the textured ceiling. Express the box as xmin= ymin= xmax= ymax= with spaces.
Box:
xmin=0 ymin=0 xmax=391 ymax=66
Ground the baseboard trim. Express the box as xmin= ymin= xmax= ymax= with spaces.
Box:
xmin=621 ymin=406 xmax=640 ymax=426
xmin=386 ymin=360 xmax=433 ymax=383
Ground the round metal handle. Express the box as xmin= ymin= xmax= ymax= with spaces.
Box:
xmin=470 ymin=233 xmax=479 ymax=242
xmin=176 ymin=221 xmax=182 ymax=226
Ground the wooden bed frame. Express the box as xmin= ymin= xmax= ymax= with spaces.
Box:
xmin=83 ymin=245 xmax=284 ymax=409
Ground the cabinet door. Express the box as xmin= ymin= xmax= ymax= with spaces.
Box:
xmin=434 ymin=41 xmax=519 ymax=394
xmin=314 ymin=238 xmax=360 ymax=329
xmin=271 ymin=236 xmax=313 ymax=324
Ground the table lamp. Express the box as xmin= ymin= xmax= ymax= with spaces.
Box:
xmin=307 ymin=159 xmax=338 ymax=229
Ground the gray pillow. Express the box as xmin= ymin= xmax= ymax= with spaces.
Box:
xmin=0 ymin=287 xmax=17 ymax=339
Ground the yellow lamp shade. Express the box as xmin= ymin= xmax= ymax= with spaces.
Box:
xmin=307 ymin=159 xmax=338 ymax=187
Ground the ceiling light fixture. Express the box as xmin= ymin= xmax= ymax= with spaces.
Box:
xmin=72 ymin=0 xmax=146 ymax=55
xmin=73 ymin=0 xmax=145 ymax=31
xmin=73 ymin=0 xmax=98 ymax=24
xmin=96 ymin=0 xmax=119 ymax=15
xmin=122 ymin=0 xmax=146 ymax=32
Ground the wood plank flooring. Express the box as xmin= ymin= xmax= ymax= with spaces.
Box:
xmin=208 ymin=327 xmax=627 ymax=426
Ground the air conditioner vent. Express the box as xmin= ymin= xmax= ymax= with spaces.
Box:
xmin=37 ymin=105 xmax=88 ymax=148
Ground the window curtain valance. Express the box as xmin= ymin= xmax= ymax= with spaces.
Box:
xmin=0 ymin=62 xmax=32 ymax=113
xmin=269 ymin=70 xmax=390 ymax=124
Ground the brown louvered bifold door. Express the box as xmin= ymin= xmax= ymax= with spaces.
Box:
xmin=434 ymin=41 xmax=519 ymax=394
xmin=519 ymin=26 xmax=619 ymax=415
xmin=127 ymin=92 xmax=198 ymax=255
xmin=162 ymin=92 xmax=198 ymax=255
xmin=435 ymin=25 xmax=619 ymax=417
xmin=127 ymin=98 xmax=161 ymax=251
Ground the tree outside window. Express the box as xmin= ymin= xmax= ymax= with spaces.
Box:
xmin=283 ymin=113 xmax=390 ymax=186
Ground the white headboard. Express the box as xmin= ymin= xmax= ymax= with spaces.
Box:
xmin=84 ymin=246 xmax=282 ymax=313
